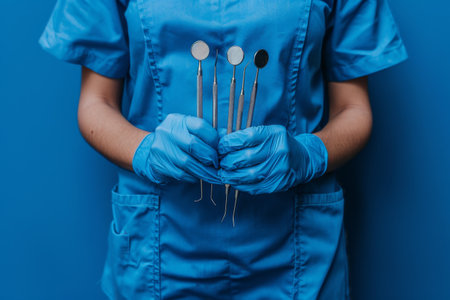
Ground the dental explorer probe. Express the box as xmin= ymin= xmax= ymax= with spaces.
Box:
xmin=222 ymin=45 xmax=244 ymax=222
xmin=191 ymin=40 xmax=210 ymax=203
xmin=210 ymin=49 xmax=219 ymax=206
xmin=232 ymin=61 xmax=251 ymax=227
xmin=230 ymin=50 xmax=268 ymax=226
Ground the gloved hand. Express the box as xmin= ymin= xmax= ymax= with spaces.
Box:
xmin=133 ymin=113 xmax=221 ymax=185
xmin=218 ymin=125 xmax=328 ymax=195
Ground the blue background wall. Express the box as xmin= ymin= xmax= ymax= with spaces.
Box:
xmin=0 ymin=0 xmax=448 ymax=299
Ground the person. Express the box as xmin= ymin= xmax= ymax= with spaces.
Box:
xmin=39 ymin=0 xmax=407 ymax=299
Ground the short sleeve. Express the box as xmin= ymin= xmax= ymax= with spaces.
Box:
xmin=323 ymin=0 xmax=408 ymax=82
xmin=38 ymin=0 xmax=130 ymax=79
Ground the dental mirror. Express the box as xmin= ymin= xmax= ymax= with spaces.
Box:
xmin=191 ymin=40 xmax=210 ymax=61
xmin=191 ymin=40 xmax=210 ymax=203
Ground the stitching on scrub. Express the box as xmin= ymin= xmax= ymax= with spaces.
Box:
xmin=44 ymin=36 xmax=127 ymax=78
xmin=112 ymin=192 xmax=159 ymax=207
xmin=299 ymin=205 xmax=307 ymax=299
xmin=293 ymin=194 xmax=301 ymax=299
xmin=287 ymin=0 xmax=313 ymax=135
xmin=328 ymin=44 xmax=407 ymax=81
xmin=110 ymin=221 xmax=131 ymax=256
xmin=297 ymin=188 xmax=344 ymax=206
xmin=110 ymin=185 xmax=161 ymax=297
xmin=329 ymin=44 xmax=406 ymax=69
xmin=294 ymin=194 xmax=307 ymax=299
xmin=136 ymin=0 xmax=164 ymax=123
xmin=149 ymin=196 xmax=161 ymax=299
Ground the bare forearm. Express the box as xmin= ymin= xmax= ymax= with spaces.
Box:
xmin=314 ymin=77 xmax=373 ymax=172
xmin=78 ymin=98 xmax=149 ymax=171
xmin=77 ymin=67 xmax=150 ymax=171
xmin=315 ymin=105 xmax=372 ymax=172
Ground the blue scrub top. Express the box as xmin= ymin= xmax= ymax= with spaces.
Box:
xmin=39 ymin=0 xmax=407 ymax=299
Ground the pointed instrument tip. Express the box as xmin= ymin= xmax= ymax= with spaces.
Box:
xmin=241 ymin=61 xmax=251 ymax=90
xmin=243 ymin=60 xmax=251 ymax=74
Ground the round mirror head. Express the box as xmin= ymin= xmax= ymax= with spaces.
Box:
xmin=254 ymin=49 xmax=269 ymax=69
xmin=227 ymin=46 xmax=244 ymax=66
xmin=191 ymin=40 xmax=210 ymax=61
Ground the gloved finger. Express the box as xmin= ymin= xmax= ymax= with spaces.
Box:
xmin=232 ymin=166 xmax=297 ymax=195
xmin=232 ymin=183 xmax=273 ymax=195
xmin=176 ymin=152 xmax=221 ymax=185
xmin=151 ymin=159 xmax=198 ymax=184
xmin=180 ymin=135 xmax=219 ymax=168
xmin=218 ymin=126 xmax=272 ymax=155
xmin=229 ymin=183 xmax=261 ymax=195
xmin=170 ymin=168 xmax=198 ymax=183
xmin=232 ymin=176 xmax=284 ymax=195
xmin=185 ymin=115 xmax=219 ymax=148
xmin=165 ymin=123 xmax=218 ymax=168
xmin=220 ymin=143 xmax=269 ymax=170
xmin=199 ymin=170 xmax=222 ymax=185
xmin=219 ymin=164 xmax=267 ymax=186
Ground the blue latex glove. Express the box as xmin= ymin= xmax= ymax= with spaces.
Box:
xmin=218 ymin=125 xmax=328 ymax=195
xmin=133 ymin=113 xmax=221 ymax=185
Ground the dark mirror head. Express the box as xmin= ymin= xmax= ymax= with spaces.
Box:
xmin=254 ymin=49 xmax=269 ymax=68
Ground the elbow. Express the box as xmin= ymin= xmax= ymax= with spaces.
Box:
xmin=357 ymin=104 xmax=373 ymax=151
xmin=77 ymin=98 xmax=95 ymax=145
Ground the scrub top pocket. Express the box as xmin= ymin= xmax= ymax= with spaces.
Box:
xmin=101 ymin=185 xmax=160 ymax=300
xmin=294 ymin=186 xmax=350 ymax=300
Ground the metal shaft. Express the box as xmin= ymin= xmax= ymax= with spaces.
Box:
xmin=232 ymin=92 xmax=243 ymax=224
xmin=227 ymin=67 xmax=236 ymax=134
xmin=236 ymin=62 xmax=249 ymax=132
xmin=213 ymin=74 xmax=218 ymax=128
xmin=246 ymin=69 xmax=259 ymax=128
xmin=236 ymin=92 xmax=245 ymax=131
xmin=210 ymin=51 xmax=218 ymax=206
xmin=197 ymin=61 xmax=203 ymax=118
xmin=232 ymin=63 xmax=249 ymax=227
xmin=223 ymin=66 xmax=237 ymax=222
xmin=195 ymin=60 xmax=203 ymax=202
xmin=233 ymin=189 xmax=239 ymax=227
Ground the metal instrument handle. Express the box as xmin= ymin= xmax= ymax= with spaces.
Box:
xmin=246 ymin=81 xmax=258 ymax=128
xmin=197 ymin=62 xmax=203 ymax=118
xmin=227 ymin=78 xmax=236 ymax=134
xmin=236 ymin=92 xmax=245 ymax=131
xmin=213 ymin=82 xmax=218 ymax=129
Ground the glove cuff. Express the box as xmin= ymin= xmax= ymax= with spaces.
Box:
xmin=132 ymin=133 xmax=155 ymax=178
xmin=294 ymin=133 xmax=328 ymax=183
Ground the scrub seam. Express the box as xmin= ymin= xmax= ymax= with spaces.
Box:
xmin=153 ymin=195 xmax=161 ymax=299
xmin=136 ymin=0 xmax=164 ymax=123
xmin=293 ymin=194 xmax=306 ymax=299
xmin=287 ymin=0 xmax=313 ymax=136
xmin=39 ymin=33 xmax=129 ymax=79
xmin=327 ymin=43 xmax=408 ymax=82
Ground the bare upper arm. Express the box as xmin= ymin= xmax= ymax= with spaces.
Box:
xmin=79 ymin=66 xmax=124 ymax=111
xmin=327 ymin=76 xmax=371 ymax=119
